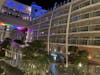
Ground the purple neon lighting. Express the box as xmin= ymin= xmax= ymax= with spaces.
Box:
xmin=17 ymin=27 xmax=25 ymax=30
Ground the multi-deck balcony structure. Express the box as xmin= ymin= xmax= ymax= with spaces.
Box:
xmin=32 ymin=0 xmax=100 ymax=67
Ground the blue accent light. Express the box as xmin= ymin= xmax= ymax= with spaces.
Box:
xmin=31 ymin=3 xmax=47 ymax=18
xmin=51 ymin=53 xmax=57 ymax=61
xmin=31 ymin=3 xmax=42 ymax=9
xmin=17 ymin=5 xmax=24 ymax=11
xmin=6 ymin=1 xmax=14 ymax=7
xmin=6 ymin=1 xmax=25 ymax=12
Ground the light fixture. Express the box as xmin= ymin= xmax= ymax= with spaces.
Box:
xmin=78 ymin=62 xmax=82 ymax=67
xmin=0 ymin=22 xmax=25 ymax=31
xmin=88 ymin=55 xmax=92 ymax=60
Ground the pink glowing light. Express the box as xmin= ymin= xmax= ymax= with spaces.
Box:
xmin=17 ymin=27 xmax=25 ymax=30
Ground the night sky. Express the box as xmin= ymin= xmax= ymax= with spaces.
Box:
xmin=15 ymin=0 xmax=69 ymax=9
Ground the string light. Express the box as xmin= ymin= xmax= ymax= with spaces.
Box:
xmin=0 ymin=22 xmax=25 ymax=30
xmin=17 ymin=27 xmax=25 ymax=30
xmin=0 ymin=22 xmax=5 ymax=26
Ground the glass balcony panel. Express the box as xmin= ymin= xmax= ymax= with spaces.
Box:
xmin=80 ymin=1 xmax=90 ymax=8
xmin=79 ymin=40 xmax=87 ymax=45
xmin=64 ymin=9 xmax=69 ymax=14
xmin=70 ymin=27 xmax=77 ymax=32
xmin=72 ymin=5 xmax=79 ymax=11
xmin=80 ymin=13 xmax=89 ymax=19
xmin=69 ymin=39 xmax=77 ymax=44
xmin=93 ymin=11 xmax=100 ymax=16
xmin=93 ymin=40 xmax=100 ymax=46
xmin=94 ymin=25 xmax=100 ymax=31
xmin=71 ymin=16 xmax=79 ymax=22
xmin=94 ymin=51 xmax=100 ymax=59
xmin=92 ymin=0 xmax=100 ymax=4
xmin=79 ymin=26 xmax=88 ymax=31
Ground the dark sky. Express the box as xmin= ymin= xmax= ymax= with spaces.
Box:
xmin=15 ymin=0 xmax=69 ymax=9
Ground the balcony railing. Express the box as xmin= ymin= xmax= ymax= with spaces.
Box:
xmin=72 ymin=0 xmax=100 ymax=12
xmin=69 ymin=39 xmax=100 ymax=46
xmin=70 ymin=24 xmax=100 ymax=33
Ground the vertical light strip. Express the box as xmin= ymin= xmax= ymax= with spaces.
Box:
xmin=47 ymin=3 xmax=57 ymax=54
xmin=65 ymin=0 xmax=73 ymax=67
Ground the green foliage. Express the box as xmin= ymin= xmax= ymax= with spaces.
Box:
xmin=74 ymin=50 xmax=88 ymax=65
xmin=0 ymin=38 xmax=11 ymax=58
xmin=30 ymin=40 xmax=46 ymax=48
xmin=0 ymin=38 xmax=11 ymax=48
xmin=13 ymin=39 xmax=24 ymax=45
xmin=68 ymin=46 xmax=78 ymax=53
xmin=21 ymin=40 xmax=53 ymax=75
xmin=65 ymin=65 xmax=85 ymax=75
xmin=0 ymin=38 xmax=25 ymax=75
xmin=0 ymin=68 xmax=3 ymax=74
xmin=22 ymin=40 xmax=53 ymax=64
xmin=68 ymin=46 xmax=89 ymax=65
xmin=78 ymin=50 xmax=88 ymax=57
xmin=0 ymin=50 xmax=5 ymax=58
xmin=0 ymin=61 xmax=24 ymax=75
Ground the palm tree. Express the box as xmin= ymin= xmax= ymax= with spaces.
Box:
xmin=68 ymin=46 xmax=78 ymax=53
xmin=68 ymin=46 xmax=78 ymax=64
xmin=68 ymin=46 xmax=88 ymax=65
xmin=66 ymin=46 xmax=89 ymax=75
xmin=21 ymin=40 xmax=53 ymax=75
xmin=74 ymin=50 xmax=88 ymax=65
xmin=22 ymin=40 xmax=53 ymax=63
